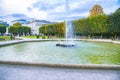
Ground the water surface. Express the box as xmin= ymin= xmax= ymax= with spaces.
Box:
xmin=0 ymin=41 xmax=120 ymax=65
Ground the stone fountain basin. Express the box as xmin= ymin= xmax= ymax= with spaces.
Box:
xmin=0 ymin=39 xmax=120 ymax=80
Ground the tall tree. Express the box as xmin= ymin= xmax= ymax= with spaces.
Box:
xmin=0 ymin=24 xmax=6 ymax=35
xmin=8 ymin=26 xmax=31 ymax=36
xmin=13 ymin=22 xmax=22 ymax=26
xmin=89 ymin=4 xmax=104 ymax=17
xmin=39 ymin=22 xmax=65 ymax=38
xmin=109 ymin=8 xmax=120 ymax=38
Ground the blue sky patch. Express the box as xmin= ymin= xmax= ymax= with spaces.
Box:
xmin=0 ymin=0 xmax=119 ymax=23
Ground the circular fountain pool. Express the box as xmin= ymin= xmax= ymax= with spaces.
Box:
xmin=0 ymin=41 xmax=120 ymax=65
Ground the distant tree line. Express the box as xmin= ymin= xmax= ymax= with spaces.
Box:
xmin=73 ymin=15 xmax=109 ymax=38
xmin=0 ymin=24 xmax=6 ymax=35
xmin=108 ymin=8 xmax=120 ymax=39
xmin=39 ymin=8 xmax=120 ymax=39
xmin=39 ymin=22 xmax=65 ymax=38
xmin=8 ymin=22 xmax=31 ymax=36
xmin=0 ymin=5 xmax=120 ymax=39
xmin=74 ymin=8 xmax=120 ymax=39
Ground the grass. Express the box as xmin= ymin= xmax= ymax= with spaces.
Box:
xmin=0 ymin=36 xmax=11 ymax=41
xmin=87 ymin=53 xmax=120 ymax=65
xmin=86 ymin=42 xmax=120 ymax=65
xmin=0 ymin=35 xmax=49 ymax=41
xmin=22 ymin=36 xmax=48 ymax=39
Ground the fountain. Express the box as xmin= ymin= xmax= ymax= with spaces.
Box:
xmin=56 ymin=0 xmax=76 ymax=47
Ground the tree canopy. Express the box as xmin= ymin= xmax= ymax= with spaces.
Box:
xmin=13 ymin=22 xmax=22 ymax=26
xmin=0 ymin=24 xmax=6 ymax=35
xmin=8 ymin=23 xmax=31 ymax=36
xmin=89 ymin=4 xmax=104 ymax=17
xmin=108 ymin=8 xmax=120 ymax=37
xmin=73 ymin=15 xmax=108 ymax=37
xmin=39 ymin=22 xmax=65 ymax=37
xmin=39 ymin=7 xmax=120 ymax=39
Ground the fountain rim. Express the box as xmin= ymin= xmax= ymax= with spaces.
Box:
xmin=0 ymin=60 xmax=120 ymax=70
xmin=0 ymin=39 xmax=120 ymax=47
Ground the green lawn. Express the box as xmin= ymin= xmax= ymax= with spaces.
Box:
xmin=22 ymin=36 xmax=48 ymax=39
xmin=0 ymin=36 xmax=10 ymax=41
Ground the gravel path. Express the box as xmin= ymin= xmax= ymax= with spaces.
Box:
xmin=0 ymin=64 xmax=120 ymax=80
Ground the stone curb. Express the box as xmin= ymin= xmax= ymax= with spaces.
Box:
xmin=0 ymin=39 xmax=120 ymax=47
xmin=0 ymin=39 xmax=57 ymax=47
xmin=0 ymin=60 xmax=120 ymax=70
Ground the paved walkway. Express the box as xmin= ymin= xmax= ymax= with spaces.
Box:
xmin=0 ymin=64 xmax=120 ymax=80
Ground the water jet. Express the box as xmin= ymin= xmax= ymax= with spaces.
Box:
xmin=56 ymin=0 xmax=76 ymax=47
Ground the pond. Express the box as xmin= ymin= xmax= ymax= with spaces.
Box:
xmin=0 ymin=41 xmax=120 ymax=65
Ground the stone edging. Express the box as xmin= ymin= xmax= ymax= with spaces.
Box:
xmin=79 ymin=39 xmax=120 ymax=44
xmin=0 ymin=39 xmax=56 ymax=47
xmin=0 ymin=60 xmax=120 ymax=70
xmin=0 ymin=39 xmax=120 ymax=47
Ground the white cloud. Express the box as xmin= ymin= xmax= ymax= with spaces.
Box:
xmin=26 ymin=8 xmax=47 ymax=19
xmin=0 ymin=0 xmax=119 ymax=22
xmin=70 ymin=2 xmax=80 ymax=10
xmin=68 ymin=12 xmax=89 ymax=18
xmin=0 ymin=15 xmax=19 ymax=24
xmin=54 ymin=6 xmax=65 ymax=13
xmin=100 ymin=0 xmax=119 ymax=14
xmin=0 ymin=0 xmax=36 ymax=15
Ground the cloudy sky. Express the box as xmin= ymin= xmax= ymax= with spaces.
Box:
xmin=0 ymin=0 xmax=120 ymax=23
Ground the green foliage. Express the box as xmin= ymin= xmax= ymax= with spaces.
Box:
xmin=73 ymin=15 xmax=108 ymax=37
xmin=8 ymin=26 xmax=31 ymax=36
xmin=22 ymin=36 xmax=48 ymax=39
xmin=13 ymin=22 xmax=22 ymax=26
xmin=39 ymin=22 xmax=65 ymax=38
xmin=0 ymin=36 xmax=10 ymax=41
xmin=0 ymin=24 xmax=6 ymax=35
xmin=73 ymin=18 xmax=90 ymax=35
xmin=89 ymin=15 xmax=108 ymax=35
xmin=39 ymin=9 xmax=120 ymax=39
xmin=108 ymin=8 xmax=120 ymax=37
xmin=90 ymin=4 xmax=104 ymax=17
